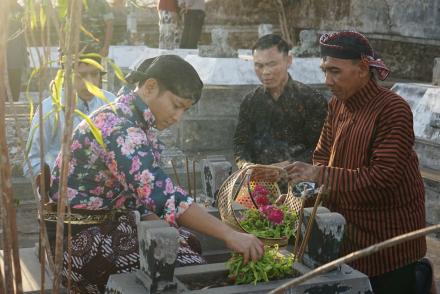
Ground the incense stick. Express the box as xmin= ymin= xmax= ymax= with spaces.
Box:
xmin=171 ymin=159 xmax=181 ymax=187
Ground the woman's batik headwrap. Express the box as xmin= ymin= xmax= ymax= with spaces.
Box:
xmin=319 ymin=31 xmax=390 ymax=81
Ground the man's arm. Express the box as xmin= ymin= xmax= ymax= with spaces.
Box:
xmin=23 ymin=102 xmax=53 ymax=178
xmin=233 ymin=95 xmax=254 ymax=169
xmin=313 ymin=97 xmax=334 ymax=166
xmin=302 ymin=90 xmax=328 ymax=163
xmin=288 ymin=97 xmax=416 ymax=199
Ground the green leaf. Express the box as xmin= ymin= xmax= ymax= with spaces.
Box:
xmin=82 ymin=79 xmax=106 ymax=101
xmin=52 ymin=69 xmax=64 ymax=107
xmin=56 ymin=0 xmax=68 ymax=18
xmin=25 ymin=67 xmax=41 ymax=121
xmin=81 ymin=79 xmax=115 ymax=112
xmin=80 ymin=52 xmax=102 ymax=59
xmin=74 ymin=109 xmax=106 ymax=150
xmin=79 ymin=58 xmax=104 ymax=72
xmin=39 ymin=5 xmax=47 ymax=29
xmin=80 ymin=25 xmax=100 ymax=42
xmin=30 ymin=4 xmax=38 ymax=30
xmin=106 ymin=58 xmax=127 ymax=84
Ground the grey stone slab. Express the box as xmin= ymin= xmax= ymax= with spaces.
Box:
xmin=416 ymin=140 xmax=440 ymax=171
xmin=106 ymin=272 xmax=151 ymax=294
xmin=177 ymin=118 xmax=237 ymax=152
xmin=301 ymin=210 xmax=346 ymax=269
xmin=290 ymin=263 xmax=372 ymax=294
xmin=196 ymin=85 xmax=253 ymax=117
xmin=12 ymin=177 xmax=35 ymax=201
xmin=137 ymin=221 xmax=179 ymax=283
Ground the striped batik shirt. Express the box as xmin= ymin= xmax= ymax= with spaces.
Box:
xmin=313 ymin=78 xmax=426 ymax=277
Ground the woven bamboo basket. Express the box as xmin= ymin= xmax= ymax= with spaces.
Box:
xmin=217 ymin=164 xmax=304 ymax=247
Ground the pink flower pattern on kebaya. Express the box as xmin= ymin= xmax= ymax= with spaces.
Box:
xmin=49 ymin=92 xmax=192 ymax=225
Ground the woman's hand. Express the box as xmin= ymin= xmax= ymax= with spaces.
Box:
xmin=224 ymin=231 xmax=264 ymax=263
xmin=284 ymin=161 xmax=320 ymax=184
xmin=177 ymin=204 xmax=264 ymax=263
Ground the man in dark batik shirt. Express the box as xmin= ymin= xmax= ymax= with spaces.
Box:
xmin=233 ymin=34 xmax=327 ymax=170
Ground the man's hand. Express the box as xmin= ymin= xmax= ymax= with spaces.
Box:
xmin=284 ymin=161 xmax=320 ymax=184
xmin=224 ymin=230 xmax=264 ymax=263
xmin=243 ymin=161 xmax=288 ymax=182
xmin=250 ymin=168 xmax=282 ymax=182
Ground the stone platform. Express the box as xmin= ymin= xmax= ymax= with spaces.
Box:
xmin=4 ymin=236 xmax=439 ymax=293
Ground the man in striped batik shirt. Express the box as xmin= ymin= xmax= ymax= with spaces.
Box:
xmin=285 ymin=31 xmax=433 ymax=294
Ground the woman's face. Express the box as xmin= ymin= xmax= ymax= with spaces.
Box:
xmin=139 ymin=79 xmax=192 ymax=130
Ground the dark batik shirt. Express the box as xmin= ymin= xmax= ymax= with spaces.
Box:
xmin=233 ymin=75 xmax=327 ymax=168
xmin=49 ymin=91 xmax=192 ymax=226
xmin=314 ymin=79 xmax=426 ymax=277
xmin=79 ymin=0 xmax=114 ymax=52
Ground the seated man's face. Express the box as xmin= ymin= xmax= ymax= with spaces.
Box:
xmin=253 ymin=46 xmax=292 ymax=91
xmin=75 ymin=63 xmax=101 ymax=101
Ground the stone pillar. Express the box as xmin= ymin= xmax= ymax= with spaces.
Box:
xmin=200 ymin=155 xmax=232 ymax=205
xmin=291 ymin=30 xmax=320 ymax=57
xmin=433 ymin=57 xmax=440 ymax=86
xmin=300 ymin=207 xmax=346 ymax=269
xmin=198 ymin=27 xmax=238 ymax=58
xmin=136 ymin=220 xmax=180 ymax=293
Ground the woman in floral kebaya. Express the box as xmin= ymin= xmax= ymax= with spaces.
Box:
xmin=49 ymin=55 xmax=264 ymax=293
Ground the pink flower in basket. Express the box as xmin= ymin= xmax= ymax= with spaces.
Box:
xmin=254 ymin=194 xmax=270 ymax=206
xmin=259 ymin=205 xmax=284 ymax=225
xmin=258 ymin=204 xmax=273 ymax=216
xmin=267 ymin=207 xmax=284 ymax=224
xmin=252 ymin=184 xmax=270 ymax=198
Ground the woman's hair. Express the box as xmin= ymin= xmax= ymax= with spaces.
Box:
xmin=125 ymin=55 xmax=203 ymax=104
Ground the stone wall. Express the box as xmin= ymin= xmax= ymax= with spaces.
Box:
xmin=203 ymin=0 xmax=440 ymax=81
xmin=204 ymin=0 xmax=440 ymax=40
xmin=30 ymin=1 xmax=440 ymax=80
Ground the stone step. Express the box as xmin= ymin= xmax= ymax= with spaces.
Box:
xmin=12 ymin=176 xmax=35 ymax=201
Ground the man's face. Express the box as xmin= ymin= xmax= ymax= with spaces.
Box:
xmin=75 ymin=63 xmax=101 ymax=101
xmin=148 ymin=89 xmax=193 ymax=130
xmin=253 ymin=46 xmax=292 ymax=91
xmin=321 ymin=56 xmax=366 ymax=101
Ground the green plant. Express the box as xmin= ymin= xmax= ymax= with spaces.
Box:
xmin=240 ymin=204 xmax=297 ymax=238
xmin=226 ymin=245 xmax=295 ymax=285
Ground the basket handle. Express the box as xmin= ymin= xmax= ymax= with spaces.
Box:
xmin=241 ymin=164 xmax=288 ymax=181
xmin=241 ymin=164 xmax=286 ymax=172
